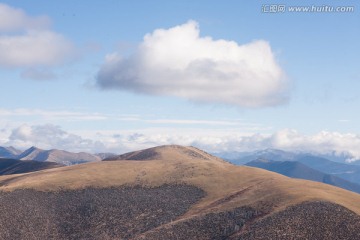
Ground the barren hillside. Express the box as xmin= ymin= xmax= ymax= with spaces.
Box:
xmin=0 ymin=145 xmax=359 ymax=239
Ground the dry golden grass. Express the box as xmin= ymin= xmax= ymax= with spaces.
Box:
xmin=1 ymin=145 xmax=360 ymax=216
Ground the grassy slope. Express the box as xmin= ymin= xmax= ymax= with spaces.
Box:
xmin=0 ymin=145 xmax=360 ymax=218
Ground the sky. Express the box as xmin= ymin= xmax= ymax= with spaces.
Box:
xmin=1 ymin=1 xmax=360 ymax=160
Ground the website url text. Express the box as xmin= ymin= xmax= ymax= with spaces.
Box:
xmin=262 ymin=5 xmax=355 ymax=13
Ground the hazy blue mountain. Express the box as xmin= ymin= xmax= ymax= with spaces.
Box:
xmin=217 ymin=149 xmax=360 ymax=185
xmin=0 ymin=146 xmax=21 ymax=159
xmin=215 ymin=148 xmax=360 ymax=165
xmin=295 ymin=155 xmax=360 ymax=185
xmin=213 ymin=148 xmax=298 ymax=165
xmin=246 ymin=159 xmax=360 ymax=194
xmin=315 ymin=152 xmax=355 ymax=164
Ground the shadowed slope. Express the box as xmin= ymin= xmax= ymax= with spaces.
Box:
xmin=0 ymin=185 xmax=204 ymax=239
xmin=0 ymin=158 xmax=64 ymax=175
xmin=237 ymin=201 xmax=360 ymax=240
xmin=138 ymin=201 xmax=360 ymax=240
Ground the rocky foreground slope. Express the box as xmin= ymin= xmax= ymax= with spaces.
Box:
xmin=0 ymin=145 xmax=359 ymax=239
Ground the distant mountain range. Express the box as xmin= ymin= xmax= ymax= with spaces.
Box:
xmin=214 ymin=148 xmax=356 ymax=165
xmin=215 ymin=149 xmax=360 ymax=185
xmin=0 ymin=146 xmax=103 ymax=165
xmin=246 ymin=159 xmax=360 ymax=194
xmin=295 ymin=155 xmax=360 ymax=184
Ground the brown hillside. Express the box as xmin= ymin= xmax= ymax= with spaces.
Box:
xmin=0 ymin=145 xmax=359 ymax=239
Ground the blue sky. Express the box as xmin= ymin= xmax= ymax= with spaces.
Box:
xmin=1 ymin=1 xmax=360 ymax=159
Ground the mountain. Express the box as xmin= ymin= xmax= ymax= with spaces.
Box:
xmin=17 ymin=146 xmax=45 ymax=160
xmin=246 ymin=159 xmax=360 ymax=194
xmin=220 ymin=149 xmax=360 ymax=185
xmin=215 ymin=148 xmax=360 ymax=165
xmin=315 ymin=151 xmax=356 ymax=163
xmin=0 ymin=146 xmax=21 ymax=159
xmin=0 ymin=145 xmax=360 ymax=239
xmin=296 ymin=155 xmax=360 ymax=185
xmin=0 ymin=158 xmax=64 ymax=175
xmin=214 ymin=148 xmax=298 ymax=165
xmin=18 ymin=146 xmax=101 ymax=165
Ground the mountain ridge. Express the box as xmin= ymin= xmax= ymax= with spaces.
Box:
xmin=219 ymin=148 xmax=360 ymax=185
xmin=246 ymin=159 xmax=360 ymax=194
xmin=2 ymin=146 xmax=102 ymax=166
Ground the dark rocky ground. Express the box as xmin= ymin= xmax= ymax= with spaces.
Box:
xmin=137 ymin=206 xmax=261 ymax=240
xmin=236 ymin=201 xmax=360 ymax=240
xmin=0 ymin=185 xmax=205 ymax=240
xmin=0 ymin=158 xmax=63 ymax=175
xmin=138 ymin=201 xmax=360 ymax=240
xmin=1 ymin=183 xmax=359 ymax=240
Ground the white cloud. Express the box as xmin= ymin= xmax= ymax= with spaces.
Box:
xmin=269 ymin=129 xmax=360 ymax=162
xmin=0 ymin=3 xmax=74 ymax=69
xmin=0 ymin=30 xmax=73 ymax=67
xmin=97 ymin=20 xmax=289 ymax=108
xmin=92 ymin=129 xmax=360 ymax=162
xmin=2 ymin=122 xmax=360 ymax=162
xmin=0 ymin=3 xmax=50 ymax=32
xmin=7 ymin=124 xmax=106 ymax=152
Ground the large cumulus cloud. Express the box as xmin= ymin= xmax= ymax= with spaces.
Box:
xmin=96 ymin=21 xmax=289 ymax=108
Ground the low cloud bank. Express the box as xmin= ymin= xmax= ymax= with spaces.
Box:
xmin=1 ymin=125 xmax=360 ymax=162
